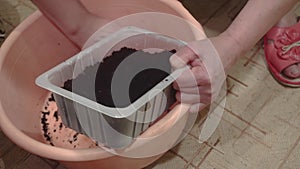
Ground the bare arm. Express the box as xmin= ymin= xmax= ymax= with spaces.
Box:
xmin=170 ymin=0 xmax=299 ymax=111
xmin=31 ymin=0 xmax=106 ymax=48
xmin=217 ymin=0 xmax=299 ymax=70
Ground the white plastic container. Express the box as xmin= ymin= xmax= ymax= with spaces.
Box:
xmin=36 ymin=27 xmax=187 ymax=148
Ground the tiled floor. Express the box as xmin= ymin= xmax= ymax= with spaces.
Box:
xmin=1 ymin=0 xmax=300 ymax=169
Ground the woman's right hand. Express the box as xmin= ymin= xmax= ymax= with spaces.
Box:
xmin=170 ymin=34 xmax=237 ymax=113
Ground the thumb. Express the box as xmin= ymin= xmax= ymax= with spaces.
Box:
xmin=169 ymin=45 xmax=197 ymax=69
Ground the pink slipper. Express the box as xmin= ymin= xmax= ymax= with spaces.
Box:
xmin=264 ymin=21 xmax=300 ymax=87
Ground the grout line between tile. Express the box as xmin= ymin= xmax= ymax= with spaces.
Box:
xmin=196 ymin=138 xmax=220 ymax=168
xmin=277 ymin=136 xmax=300 ymax=169
xmin=222 ymin=117 xmax=272 ymax=149
xmin=187 ymin=132 xmax=224 ymax=155
xmin=227 ymin=75 xmax=248 ymax=87
xmin=203 ymin=139 xmax=224 ymax=155
xmin=226 ymin=84 xmax=239 ymax=97
xmin=235 ymin=94 xmax=273 ymax=141
xmin=182 ymin=147 xmax=203 ymax=169
xmin=1 ymin=18 xmax=15 ymax=28
xmin=19 ymin=1 xmax=37 ymax=10
xmin=224 ymin=108 xmax=267 ymax=135
xmin=169 ymin=150 xmax=190 ymax=164
xmin=243 ymin=45 xmax=261 ymax=67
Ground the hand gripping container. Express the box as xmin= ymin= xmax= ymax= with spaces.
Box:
xmin=36 ymin=27 xmax=187 ymax=148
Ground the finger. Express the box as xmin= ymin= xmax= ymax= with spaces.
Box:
xmin=175 ymin=66 xmax=210 ymax=88
xmin=176 ymin=86 xmax=211 ymax=95
xmin=169 ymin=46 xmax=197 ymax=69
xmin=176 ymin=92 xmax=199 ymax=104
xmin=176 ymin=92 xmax=211 ymax=104
xmin=173 ymin=83 xmax=211 ymax=96
xmin=191 ymin=58 xmax=202 ymax=67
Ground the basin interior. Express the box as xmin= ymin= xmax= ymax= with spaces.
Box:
xmin=0 ymin=0 xmax=205 ymax=164
xmin=0 ymin=14 xmax=80 ymax=143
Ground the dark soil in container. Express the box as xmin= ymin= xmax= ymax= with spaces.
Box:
xmin=63 ymin=47 xmax=177 ymax=108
